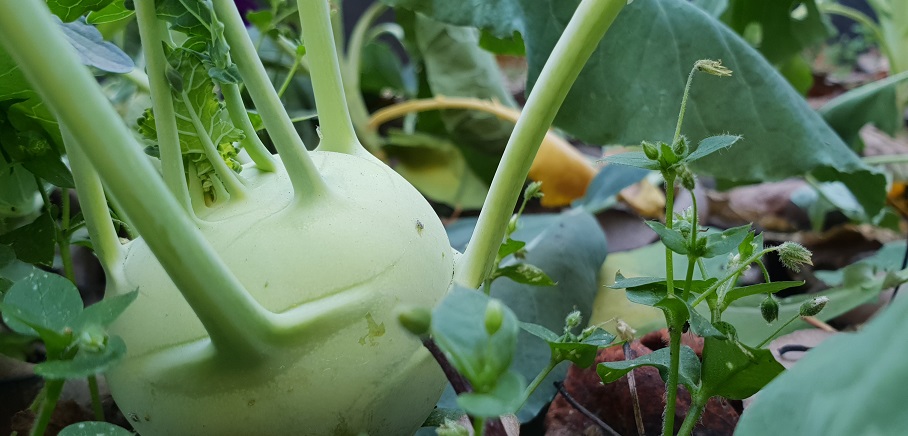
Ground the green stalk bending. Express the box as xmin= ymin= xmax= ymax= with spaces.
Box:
xmin=297 ymin=0 xmax=365 ymax=157
xmin=0 ymin=0 xmax=274 ymax=357
xmin=134 ymin=0 xmax=192 ymax=213
xmin=455 ymin=0 xmax=626 ymax=289
xmin=221 ymin=82 xmax=277 ymax=171
xmin=673 ymin=65 xmax=699 ymax=144
xmin=519 ymin=359 xmax=558 ymax=409
xmin=213 ymin=0 xmax=327 ymax=201
xmin=30 ymin=379 xmax=64 ymax=436
xmin=677 ymin=394 xmax=707 ymax=436
xmin=341 ymin=1 xmax=387 ymax=155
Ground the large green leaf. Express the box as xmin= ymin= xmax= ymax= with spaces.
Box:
xmin=446 ymin=208 xmax=608 ymax=421
xmin=735 ymin=291 xmax=908 ymax=434
xmin=819 ymin=70 xmax=908 ymax=150
xmin=384 ymin=0 xmax=886 ymax=217
xmin=47 ymin=0 xmax=115 ymax=22
xmin=719 ymin=0 xmax=829 ymax=65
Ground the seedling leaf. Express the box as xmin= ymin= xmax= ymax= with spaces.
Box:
xmin=645 ymin=221 xmax=689 ymax=255
xmin=35 ymin=335 xmax=127 ymax=379
xmin=597 ymin=346 xmax=701 ymax=392
xmin=1 ymin=269 xmax=82 ymax=336
xmin=59 ymin=421 xmax=134 ymax=436
xmin=455 ymin=370 xmax=525 ymax=418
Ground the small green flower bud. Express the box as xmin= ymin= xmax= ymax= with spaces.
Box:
xmin=695 ymin=59 xmax=733 ymax=77
xmin=672 ymin=136 xmax=688 ymax=157
xmin=642 ymin=141 xmax=660 ymax=160
xmin=78 ymin=328 xmax=108 ymax=353
xmin=579 ymin=325 xmax=597 ymax=341
xmin=778 ymin=242 xmax=813 ymax=273
xmin=485 ymin=299 xmax=505 ymax=335
xmin=507 ymin=215 xmax=519 ymax=235
xmin=564 ymin=310 xmax=582 ymax=331
xmin=799 ymin=296 xmax=828 ymax=317
xmin=678 ymin=166 xmax=696 ymax=191
xmin=398 ymin=307 xmax=432 ymax=336
xmin=524 ymin=181 xmax=544 ymax=200
xmin=659 ymin=142 xmax=679 ymax=166
xmin=760 ymin=295 xmax=779 ymax=324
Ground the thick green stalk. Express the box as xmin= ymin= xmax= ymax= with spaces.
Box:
xmin=341 ymin=1 xmax=387 ymax=155
xmin=134 ymin=0 xmax=192 ymax=213
xmin=221 ymin=82 xmax=277 ymax=171
xmin=297 ymin=0 xmax=365 ymax=156
xmin=213 ymin=0 xmax=328 ymax=200
xmin=677 ymin=395 xmax=707 ymax=436
xmin=456 ymin=0 xmax=626 ymax=289
xmin=87 ymin=375 xmax=104 ymax=421
xmin=179 ymin=91 xmax=248 ymax=199
xmin=519 ymin=359 xmax=558 ymax=409
xmin=663 ymin=323 xmax=682 ymax=436
xmin=0 ymin=0 xmax=275 ymax=357
xmin=30 ymin=379 xmax=64 ymax=436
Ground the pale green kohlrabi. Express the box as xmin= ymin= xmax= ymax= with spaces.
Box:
xmin=0 ymin=0 xmax=626 ymax=434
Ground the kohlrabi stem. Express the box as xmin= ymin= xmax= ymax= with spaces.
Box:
xmin=677 ymin=394 xmax=707 ymax=436
xmin=342 ymin=1 xmax=388 ymax=156
xmin=213 ymin=0 xmax=328 ymax=200
xmin=519 ymin=359 xmax=558 ymax=409
xmin=180 ymin=91 xmax=249 ymax=199
xmin=456 ymin=0 xmax=626 ymax=289
xmin=663 ymin=322 xmax=682 ymax=436
xmin=0 ymin=0 xmax=275 ymax=357
xmin=673 ymin=65 xmax=699 ymax=144
xmin=221 ymin=82 xmax=277 ymax=171
xmin=862 ymin=154 xmax=908 ymax=165
xmin=30 ymin=379 xmax=64 ymax=436
xmin=134 ymin=0 xmax=192 ymax=213
xmin=87 ymin=375 xmax=104 ymax=421
xmin=122 ymin=68 xmax=151 ymax=93
xmin=60 ymin=190 xmax=76 ymax=282
xmin=297 ymin=0 xmax=365 ymax=156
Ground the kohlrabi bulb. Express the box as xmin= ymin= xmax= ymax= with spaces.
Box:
xmin=105 ymin=151 xmax=454 ymax=435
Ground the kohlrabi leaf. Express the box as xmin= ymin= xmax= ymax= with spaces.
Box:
xmin=58 ymin=17 xmax=134 ymax=73
xmin=59 ymin=422 xmax=134 ymax=436
xmin=86 ymin=0 xmax=134 ymax=25
xmin=137 ymin=48 xmax=243 ymax=198
xmin=700 ymin=336 xmax=783 ymax=400
xmin=691 ymin=0 xmax=729 ymax=17
xmin=455 ymin=370 xmax=525 ymax=418
xmin=0 ymin=211 xmax=56 ymax=266
xmin=385 ymin=0 xmax=886 ymax=217
xmin=446 ymin=208 xmax=607 ymax=421
xmin=597 ymin=346 xmax=701 ymax=392
xmin=155 ymin=0 xmax=213 ymax=36
xmin=47 ymin=0 xmax=115 ymax=22
xmin=573 ymin=164 xmax=649 ymax=214
xmin=430 ymin=288 xmax=521 ymax=394
xmin=735 ymin=292 xmax=908 ymax=435
xmin=395 ymin=11 xmax=517 ymax=184
xmin=383 ymin=131 xmax=488 ymax=209
xmin=818 ymin=70 xmax=908 ymax=150
xmin=719 ymin=0 xmax=829 ymax=65
xmin=0 ymin=269 xmax=83 ymax=337
xmin=35 ymin=335 xmax=126 ymax=379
